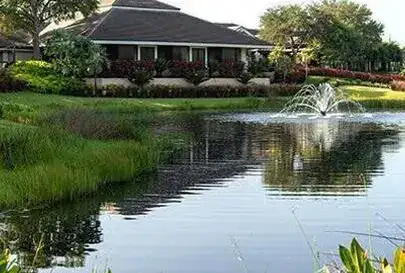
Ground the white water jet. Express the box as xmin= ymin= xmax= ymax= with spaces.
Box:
xmin=281 ymin=83 xmax=365 ymax=116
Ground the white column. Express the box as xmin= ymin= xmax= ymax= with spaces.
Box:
xmin=189 ymin=46 xmax=193 ymax=62
xmin=137 ymin=46 xmax=141 ymax=61
xmin=154 ymin=46 xmax=158 ymax=60
xmin=241 ymin=48 xmax=248 ymax=64
xmin=204 ymin=47 xmax=208 ymax=67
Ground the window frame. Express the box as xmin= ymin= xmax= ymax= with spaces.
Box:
xmin=138 ymin=46 xmax=157 ymax=61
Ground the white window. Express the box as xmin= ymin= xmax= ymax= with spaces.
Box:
xmin=139 ymin=46 xmax=156 ymax=60
xmin=191 ymin=48 xmax=206 ymax=62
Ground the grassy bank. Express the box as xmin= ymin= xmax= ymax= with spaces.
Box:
xmin=343 ymin=85 xmax=405 ymax=109
xmin=0 ymin=85 xmax=404 ymax=208
xmin=0 ymin=101 xmax=189 ymax=208
xmin=0 ymin=118 xmax=170 ymax=208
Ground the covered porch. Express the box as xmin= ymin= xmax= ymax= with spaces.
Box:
xmin=103 ymin=43 xmax=254 ymax=65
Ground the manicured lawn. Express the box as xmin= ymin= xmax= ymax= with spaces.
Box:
xmin=341 ymin=85 xmax=405 ymax=109
xmin=0 ymin=92 xmax=279 ymax=110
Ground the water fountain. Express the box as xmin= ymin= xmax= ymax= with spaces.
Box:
xmin=281 ymin=83 xmax=364 ymax=116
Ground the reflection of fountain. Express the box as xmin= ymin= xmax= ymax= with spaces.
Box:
xmin=263 ymin=121 xmax=400 ymax=195
xmin=281 ymin=84 xmax=364 ymax=116
xmin=294 ymin=120 xmax=361 ymax=152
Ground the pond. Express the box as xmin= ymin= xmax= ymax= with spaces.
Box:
xmin=2 ymin=111 xmax=405 ymax=273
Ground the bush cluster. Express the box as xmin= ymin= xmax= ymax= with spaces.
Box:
xmin=170 ymin=60 xmax=208 ymax=85
xmin=0 ymin=69 xmax=27 ymax=92
xmin=273 ymin=68 xmax=306 ymax=84
xmin=308 ymin=67 xmax=405 ymax=84
xmin=10 ymin=61 xmax=88 ymax=95
xmin=99 ymin=83 xmax=302 ymax=98
xmin=104 ymin=59 xmax=249 ymax=80
xmin=391 ymin=81 xmax=405 ymax=92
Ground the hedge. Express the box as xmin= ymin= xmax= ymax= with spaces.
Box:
xmin=100 ymin=84 xmax=302 ymax=98
xmin=10 ymin=61 xmax=88 ymax=95
xmin=308 ymin=67 xmax=405 ymax=85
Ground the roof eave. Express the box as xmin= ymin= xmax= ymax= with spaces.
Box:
xmin=92 ymin=40 xmax=273 ymax=49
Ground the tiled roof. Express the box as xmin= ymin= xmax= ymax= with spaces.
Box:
xmin=216 ymin=23 xmax=239 ymax=28
xmin=64 ymin=8 xmax=270 ymax=47
xmin=0 ymin=32 xmax=30 ymax=48
xmin=112 ymin=0 xmax=180 ymax=10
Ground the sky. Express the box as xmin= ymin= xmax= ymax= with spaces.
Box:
xmin=164 ymin=0 xmax=405 ymax=45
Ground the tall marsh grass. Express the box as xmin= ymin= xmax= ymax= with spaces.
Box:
xmin=0 ymin=116 xmax=168 ymax=208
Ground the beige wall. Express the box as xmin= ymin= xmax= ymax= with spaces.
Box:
xmin=85 ymin=77 xmax=272 ymax=88
xmin=15 ymin=51 xmax=34 ymax=61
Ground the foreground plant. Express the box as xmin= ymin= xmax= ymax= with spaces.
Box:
xmin=336 ymin=238 xmax=405 ymax=273
xmin=0 ymin=249 xmax=20 ymax=273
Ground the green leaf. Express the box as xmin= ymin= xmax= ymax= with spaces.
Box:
xmin=364 ymin=259 xmax=375 ymax=273
xmin=394 ymin=248 xmax=405 ymax=273
xmin=339 ymin=245 xmax=356 ymax=273
xmin=351 ymin=238 xmax=365 ymax=272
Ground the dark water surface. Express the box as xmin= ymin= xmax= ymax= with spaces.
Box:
xmin=2 ymin=112 xmax=405 ymax=273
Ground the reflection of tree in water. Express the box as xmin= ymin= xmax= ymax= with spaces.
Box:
xmin=263 ymin=121 xmax=401 ymax=194
xmin=0 ymin=162 xmax=251 ymax=269
xmin=1 ymin=115 xmax=402 ymax=270
xmin=0 ymin=199 xmax=102 ymax=269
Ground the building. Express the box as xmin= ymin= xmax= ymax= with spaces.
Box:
xmin=42 ymin=0 xmax=272 ymax=65
xmin=0 ymin=33 xmax=33 ymax=67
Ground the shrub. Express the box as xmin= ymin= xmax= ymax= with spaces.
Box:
xmin=99 ymin=84 xmax=301 ymax=98
xmin=218 ymin=61 xmax=245 ymax=78
xmin=45 ymin=29 xmax=107 ymax=78
xmin=237 ymin=72 xmax=253 ymax=85
xmin=168 ymin=60 xmax=208 ymax=85
xmin=108 ymin=59 xmax=155 ymax=78
xmin=307 ymin=67 xmax=405 ymax=85
xmin=155 ymin=58 xmax=171 ymax=77
xmin=274 ymin=68 xmax=306 ymax=84
xmin=391 ymin=81 xmax=405 ymax=92
xmin=128 ymin=70 xmax=154 ymax=88
xmin=10 ymin=61 xmax=88 ymax=95
xmin=0 ymin=69 xmax=27 ymax=92
xmin=184 ymin=69 xmax=208 ymax=85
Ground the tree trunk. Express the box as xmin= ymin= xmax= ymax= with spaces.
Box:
xmin=30 ymin=0 xmax=42 ymax=59
xmin=32 ymin=31 xmax=41 ymax=59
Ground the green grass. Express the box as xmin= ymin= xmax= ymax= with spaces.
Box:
xmin=307 ymin=76 xmax=389 ymax=88
xmin=0 ymin=92 xmax=278 ymax=111
xmin=0 ymin=121 xmax=166 ymax=208
xmin=341 ymin=85 xmax=405 ymax=109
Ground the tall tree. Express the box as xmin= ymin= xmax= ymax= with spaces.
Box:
xmin=309 ymin=0 xmax=384 ymax=70
xmin=0 ymin=0 xmax=99 ymax=59
xmin=260 ymin=4 xmax=312 ymax=58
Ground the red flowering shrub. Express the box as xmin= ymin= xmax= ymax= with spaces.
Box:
xmin=217 ymin=61 xmax=245 ymax=78
xmin=307 ymin=67 xmax=405 ymax=85
xmin=169 ymin=60 xmax=206 ymax=78
xmin=391 ymin=81 xmax=405 ymax=92
xmin=108 ymin=59 xmax=155 ymax=78
xmin=273 ymin=68 xmax=306 ymax=84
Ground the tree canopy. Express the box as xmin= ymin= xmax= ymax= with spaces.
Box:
xmin=260 ymin=0 xmax=402 ymax=72
xmin=0 ymin=0 xmax=99 ymax=59
xmin=260 ymin=4 xmax=311 ymax=58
